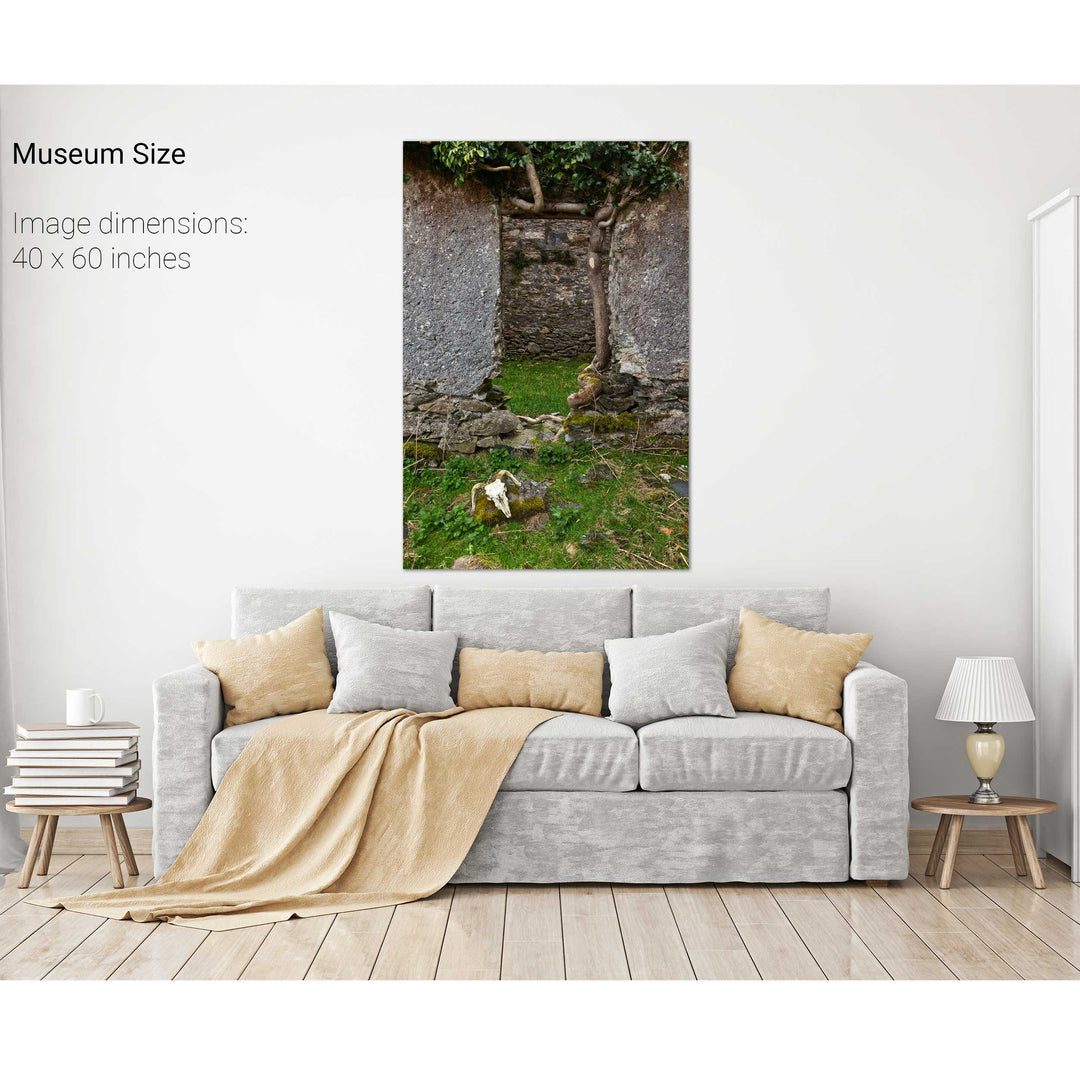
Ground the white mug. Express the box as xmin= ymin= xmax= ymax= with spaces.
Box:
xmin=66 ymin=688 xmax=105 ymax=726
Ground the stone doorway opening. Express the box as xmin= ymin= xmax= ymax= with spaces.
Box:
xmin=501 ymin=216 xmax=602 ymax=363
xmin=494 ymin=215 xmax=607 ymax=432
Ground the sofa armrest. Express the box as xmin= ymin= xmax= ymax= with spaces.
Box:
xmin=843 ymin=660 xmax=909 ymax=881
xmin=152 ymin=664 xmax=224 ymax=877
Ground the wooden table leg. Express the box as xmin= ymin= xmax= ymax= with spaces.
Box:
xmin=938 ymin=814 xmax=964 ymax=889
xmin=37 ymin=814 xmax=58 ymax=876
xmin=99 ymin=814 xmax=125 ymax=889
xmin=926 ymin=815 xmax=951 ymax=877
xmin=18 ymin=815 xmax=48 ymax=890
xmin=1015 ymin=815 xmax=1045 ymax=889
xmin=1005 ymin=815 xmax=1028 ymax=876
xmin=111 ymin=814 xmax=138 ymax=876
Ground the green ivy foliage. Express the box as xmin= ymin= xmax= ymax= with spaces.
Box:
xmin=429 ymin=141 xmax=685 ymax=214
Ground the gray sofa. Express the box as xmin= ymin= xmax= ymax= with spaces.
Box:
xmin=152 ymin=586 xmax=910 ymax=884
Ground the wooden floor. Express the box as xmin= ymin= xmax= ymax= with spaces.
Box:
xmin=2 ymin=852 xmax=1079 ymax=979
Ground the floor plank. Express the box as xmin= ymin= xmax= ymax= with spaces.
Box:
xmin=777 ymin=897 xmax=890 ymax=979
xmin=823 ymin=883 xmax=954 ymax=979
xmin=37 ymin=856 xmax=156 ymax=981
xmin=872 ymin=876 xmax=1018 ymax=980
xmin=987 ymin=853 xmax=1080 ymax=923
xmin=909 ymin=857 xmax=1080 ymax=980
xmin=768 ymin=884 xmax=826 ymax=900
xmin=873 ymin=876 xmax=969 ymax=933
xmin=501 ymin=885 xmax=564 ymax=980
xmin=0 ymin=905 xmax=103 ymax=980
xmin=0 ymin=855 xmax=78 ymax=915
xmin=48 ymin=920 xmax=157 ymax=980
xmin=110 ymin=922 xmax=207 ymax=980
xmin=175 ymin=924 xmax=274 ymax=980
xmin=945 ymin=906 xmax=1079 ymax=980
xmin=3 ymin=864 xmax=1076 ymax=981
xmin=436 ymin=885 xmax=506 ymax=980
xmin=561 ymin=884 xmax=629 ymax=980
xmin=908 ymin=854 xmax=991 ymax=911
xmin=718 ymin=885 xmax=825 ymax=979
xmin=371 ymin=887 xmax=453 ymax=981
xmin=0 ymin=855 xmax=111 ymax=961
xmin=665 ymin=885 xmax=758 ymax=979
xmin=239 ymin=915 xmax=334 ymax=980
xmin=305 ymin=908 xmax=393 ymax=981
xmin=916 ymin=930 xmax=1020 ymax=980
xmin=951 ymin=854 xmax=1080 ymax=969
xmin=611 ymin=885 xmax=695 ymax=979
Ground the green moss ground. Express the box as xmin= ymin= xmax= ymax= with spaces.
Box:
xmin=403 ymin=443 xmax=689 ymax=570
xmin=493 ymin=356 xmax=582 ymax=416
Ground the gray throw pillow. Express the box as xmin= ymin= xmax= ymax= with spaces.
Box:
xmin=327 ymin=612 xmax=456 ymax=714
xmin=605 ymin=618 xmax=737 ymax=728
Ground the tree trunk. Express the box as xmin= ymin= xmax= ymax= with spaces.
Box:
xmin=587 ymin=215 xmax=611 ymax=372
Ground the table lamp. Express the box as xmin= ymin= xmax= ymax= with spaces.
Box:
xmin=935 ymin=656 xmax=1034 ymax=804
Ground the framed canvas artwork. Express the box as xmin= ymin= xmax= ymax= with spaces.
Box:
xmin=403 ymin=141 xmax=689 ymax=570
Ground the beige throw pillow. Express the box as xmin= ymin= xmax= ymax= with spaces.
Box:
xmin=726 ymin=607 xmax=872 ymax=731
xmin=457 ymin=648 xmax=604 ymax=717
xmin=193 ymin=606 xmax=335 ymax=727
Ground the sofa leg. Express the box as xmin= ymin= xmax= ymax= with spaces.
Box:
xmin=864 ymin=880 xmax=889 ymax=887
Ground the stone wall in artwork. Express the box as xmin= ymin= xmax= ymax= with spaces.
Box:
xmin=403 ymin=155 xmax=502 ymax=395
xmin=500 ymin=217 xmax=605 ymax=360
xmin=564 ymin=156 xmax=690 ymax=442
xmin=604 ymin=159 xmax=690 ymax=435
xmin=403 ymin=154 xmax=523 ymax=454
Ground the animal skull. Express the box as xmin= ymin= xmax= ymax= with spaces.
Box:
xmin=485 ymin=478 xmax=511 ymax=518
xmin=470 ymin=468 xmax=523 ymax=519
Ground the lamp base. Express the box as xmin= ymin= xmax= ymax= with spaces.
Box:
xmin=968 ymin=778 xmax=1002 ymax=805
xmin=966 ymin=724 xmax=1004 ymax=805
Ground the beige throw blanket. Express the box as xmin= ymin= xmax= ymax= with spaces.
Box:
xmin=35 ymin=705 xmax=560 ymax=930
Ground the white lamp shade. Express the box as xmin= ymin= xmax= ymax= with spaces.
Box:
xmin=935 ymin=656 xmax=1034 ymax=723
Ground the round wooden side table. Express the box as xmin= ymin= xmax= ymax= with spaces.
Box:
xmin=912 ymin=795 xmax=1057 ymax=890
xmin=5 ymin=797 xmax=152 ymax=890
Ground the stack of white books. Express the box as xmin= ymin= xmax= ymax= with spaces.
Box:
xmin=4 ymin=722 xmax=140 ymax=806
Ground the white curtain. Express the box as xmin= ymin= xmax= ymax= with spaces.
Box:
xmin=0 ymin=358 xmax=22 ymax=873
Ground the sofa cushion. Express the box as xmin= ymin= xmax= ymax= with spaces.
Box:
xmin=727 ymin=608 xmax=872 ymax=732
xmin=458 ymin=648 xmax=604 ymax=717
xmin=231 ymin=587 xmax=431 ymax=674
xmin=501 ymin=712 xmax=638 ymax=791
xmin=637 ymin=711 xmax=851 ymax=792
xmin=433 ymin=586 xmax=631 ymax=713
xmin=327 ymin=612 xmax=455 ymax=714
xmin=632 ymin=587 xmax=830 ymax=672
xmin=212 ymin=715 xmax=292 ymax=788
xmin=211 ymin=710 xmax=639 ymax=792
xmin=606 ymin=619 xmax=737 ymax=728
xmin=193 ymin=607 xmax=334 ymax=728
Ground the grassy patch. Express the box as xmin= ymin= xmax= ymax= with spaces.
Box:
xmin=403 ymin=443 xmax=688 ymax=570
xmin=494 ymin=356 xmax=582 ymax=416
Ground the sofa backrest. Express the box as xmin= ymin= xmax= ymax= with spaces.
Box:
xmin=432 ymin=586 xmax=631 ymax=652
xmin=231 ymin=587 xmax=431 ymax=674
xmin=228 ymin=584 xmax=829 ymax=695
xmin=632 ymin=587 xmax=830 ymax=671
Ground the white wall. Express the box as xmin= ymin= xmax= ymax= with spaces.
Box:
xmin=2 ymin=86 xmax=1079 ymax=827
